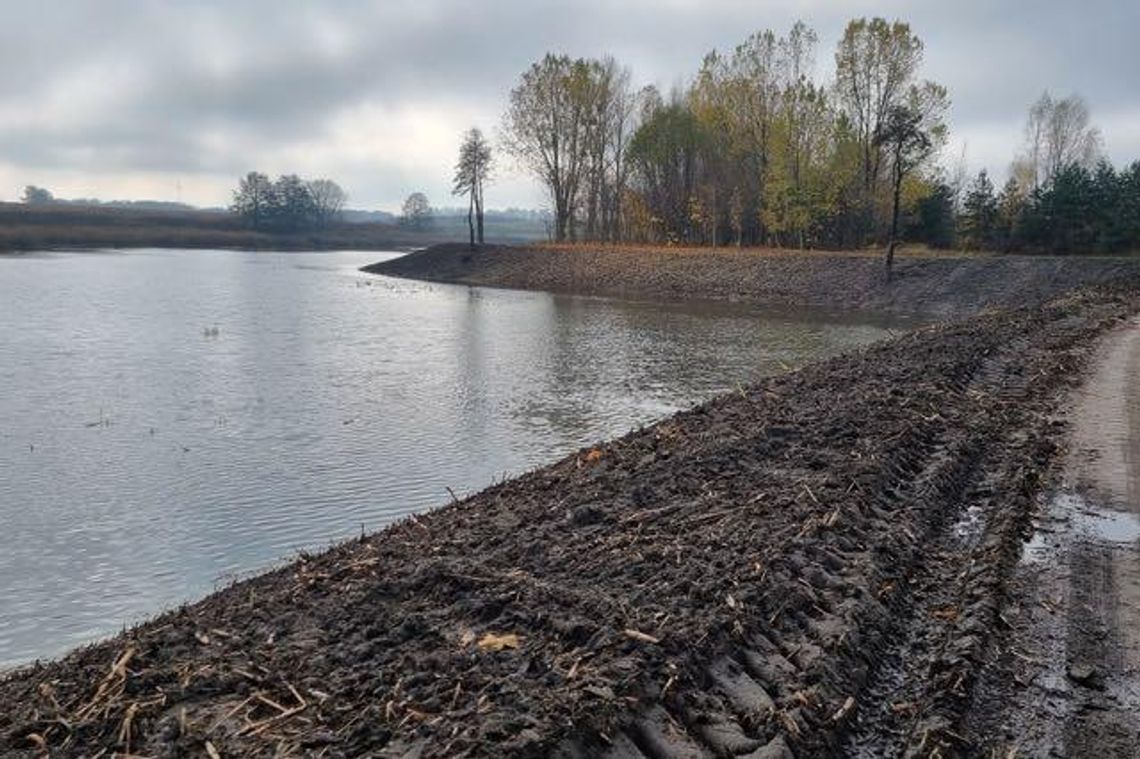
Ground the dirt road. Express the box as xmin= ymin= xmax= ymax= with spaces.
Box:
xmin=964 ymin=315 xmax=1140 ymax=757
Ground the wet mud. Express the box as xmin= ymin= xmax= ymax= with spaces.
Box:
xmin=964 ymin=314 xmax=1140 ymax=757
xmin=2 ymin=288 xmax=1139 ymax=758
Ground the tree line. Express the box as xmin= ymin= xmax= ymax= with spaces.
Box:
xmin=497 ymin=18 xmax=1139 ymax=255
xmin=500 ymin=19 xmax=948 ymax=253
xmin=230 ymin=173 xmax=346 ymax=231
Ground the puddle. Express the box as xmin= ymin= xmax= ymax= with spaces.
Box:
xmin=1073 ymin=505 xmax=1140 ymax=544
xmin=1025 ymin=491 xmax=1140 ymax=563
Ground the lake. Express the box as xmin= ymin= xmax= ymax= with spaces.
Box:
xmin=0 ymin=248 xmax=909 ymax=667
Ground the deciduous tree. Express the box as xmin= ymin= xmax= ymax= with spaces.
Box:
xmin=307 ymin=179 xmax=347 ymax=227
xmin=400 ymin=192 xmax=433 ymax=231
xmin=453 ymin=128 xmax=493 ymax=248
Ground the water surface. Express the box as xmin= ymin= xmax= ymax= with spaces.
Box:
xmin=0 ymin=248 xmax=909 ymax=666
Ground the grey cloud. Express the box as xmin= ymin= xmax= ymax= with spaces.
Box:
xmin=1 ymin=0 xmax=1138 ymax=207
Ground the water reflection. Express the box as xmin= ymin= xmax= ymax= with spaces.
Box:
xmin=0 ymin=248 xmax=909 ymax=666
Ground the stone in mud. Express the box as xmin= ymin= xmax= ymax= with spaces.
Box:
xmin=1066 ymin=661 xmax=1103 ymax=689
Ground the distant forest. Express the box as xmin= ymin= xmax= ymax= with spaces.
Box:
xmin=497 ymin=18 xmax=1140 ymax=254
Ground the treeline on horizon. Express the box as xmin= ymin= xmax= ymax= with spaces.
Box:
xmin=499 ymin=18 xmax=1140 ymax=255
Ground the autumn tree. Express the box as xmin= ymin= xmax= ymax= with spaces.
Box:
xmin=627 ymin=102 xmax=709 ymax=243
xmin=501 ymin=54 xmax=642 ymax=242
xmin=453 ymin=128 xmax=493 ymax=248
xmin=834 ymin=18 xmax=944 ymax=241
xmin=501 ymin=55 xmax=590 ymax=241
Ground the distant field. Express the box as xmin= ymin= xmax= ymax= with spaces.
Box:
xmin=0 ymin=203 xmax=547 ymax=251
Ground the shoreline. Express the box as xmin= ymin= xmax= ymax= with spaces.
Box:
xmin=365 ymin=243 xmax=1140 ymax=317
xmin=3 ymin=286 xmax=1138 ymax=756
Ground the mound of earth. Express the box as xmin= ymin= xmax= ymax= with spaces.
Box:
xmin=366 ymin=243 xmax=1140 ymax=318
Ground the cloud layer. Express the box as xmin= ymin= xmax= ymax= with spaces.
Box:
xmin=2 ymin=0 xmax=1138 ymax=210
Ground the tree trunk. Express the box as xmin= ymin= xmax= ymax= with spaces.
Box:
xmin=467 ymin=193 xmax=475 ymax=250
xmin=887 ymin=159 xmax=903 ymax=280
xmin=475 ymin=183 xmax=485 ymax=245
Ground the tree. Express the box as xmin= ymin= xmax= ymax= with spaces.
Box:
xmin=996 ymin=177 xmax=1026 ymax=252
xmin=1012 ymin=92 xmax=1101 ymax=191
xmin=959 ymin=170 xmax=999 ymax=250
xmin=909 ymin=181 xmax=956 ymax=249
xmin=400 ymin=192 xmax=433 ymax=231
xmin=834 ymin=19 xmax=924 ymax=195
xmin=452 ymin=128 xmax=493 ymax=248
xmin=834 ymin=18 xmax=944 ymax=243
xmin=21 ymin=185 xmax=54 ymax=204
xmin=875 ymin=103 xmax=939 ymax=275
xmin=307 ymin=179 xmax=347 ymax=227
xmin=502 ymin=55 xmax=590 ymax=241
xmin=273 ymin=174 xmax=317 ymax=231
xmin=627 ymin=103 xmax=709 ymax=243
xmin=230 ymin=172 xmax=276 ymax=229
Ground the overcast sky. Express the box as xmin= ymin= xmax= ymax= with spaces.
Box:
xmin=2 ymin=0 xmax=1138 ymax=212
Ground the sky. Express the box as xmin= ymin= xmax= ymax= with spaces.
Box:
xmin=2 ymin=0 xmax=1138 ymax=212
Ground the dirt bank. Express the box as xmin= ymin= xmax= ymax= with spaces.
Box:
xmin=3 ymin=287 xmax=1137 ymax=758
xmin=961 ymin=315 xmax=1140 ymax=756
xmin=366 ymin=244 xmax=1140 ymax=317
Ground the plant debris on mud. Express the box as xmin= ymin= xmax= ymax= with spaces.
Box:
xmin=2 ymin=286 xmax=1138 ymax=758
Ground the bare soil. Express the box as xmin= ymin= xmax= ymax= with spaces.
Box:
xmin=961 ymin=315 xmax=1140 ymax=757
xmin=3 ymin=286 xmax=1139 ymax=757
xmin=367 ymin=243 xmax=1140 ymax=318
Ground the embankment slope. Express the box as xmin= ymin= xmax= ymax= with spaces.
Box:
xmin=367 ymin=244 xmax=1140 ymax=316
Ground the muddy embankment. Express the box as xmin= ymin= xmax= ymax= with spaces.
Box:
xmin=3 ymin=287 xmax=1139 ymax=758
xmin=367 ymin=244 xmax=1140 ymax=317
xmin=963 ymin=314 xmax=1140 ymax=756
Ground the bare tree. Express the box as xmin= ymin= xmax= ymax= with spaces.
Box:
xmin=230 ymin=172 xmax=276 ymax=229
xmin=400 ymin=192 xmax=433 ymax=231
xmin=307 ymin=179 xmax=346 ymax=227
xmin=1013 ymin=92 xmax=1102 ymax=191
xmin=453 ymin=128 xmax=493 ymax=248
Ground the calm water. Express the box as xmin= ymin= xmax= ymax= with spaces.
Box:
xmin=0 ymin=248 xmax=908 ymax=667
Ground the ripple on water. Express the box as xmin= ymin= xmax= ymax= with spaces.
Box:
xmin=0 ymin=248 xmax=909 ymax=667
